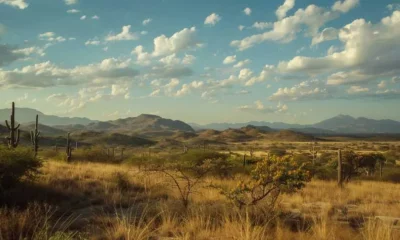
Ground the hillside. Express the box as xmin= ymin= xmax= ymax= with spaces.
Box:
xmin=20 ymin=123 xmax=67 ymax=137
xmin=71 ymin=131 xmax=155 ymax=147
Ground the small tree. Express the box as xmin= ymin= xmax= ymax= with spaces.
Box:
xmin=224 ymin=155 xmax=311 ymax=209
xmin=146 ymin=151 xmax=233 ymax=208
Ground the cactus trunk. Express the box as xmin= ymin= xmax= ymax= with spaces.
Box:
xmin=66 ymin=133 xmax=72 ymax=162
xmin=5 ymin=102 xmax=20 ymax=149
xmin=30 ymin=114 xmax=40 ymax=157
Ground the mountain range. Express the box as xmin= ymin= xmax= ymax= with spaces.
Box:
xmin=0 ymin=107 xmax=399 ymax=134
xmin=191 ymin=115 xmax=400 ymax=134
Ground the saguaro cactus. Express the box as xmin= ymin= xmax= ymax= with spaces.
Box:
xmin=66 ymin=133 xmax=72 ymax=162
xmin=338 ymin=149 xmax=343 ymax=188
xmin=310 ymin=140 xmax=318 ymax=165
xmin=30 ymin=114 xmax=40 ymax=157
xmin=5 ymin=102 xmax=20 ymax=148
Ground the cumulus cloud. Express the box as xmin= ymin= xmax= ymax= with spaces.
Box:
xmin=243 ymin=7 xmax=252 ymax=16
xmin=231 ymin=4 xmax=338 ymax=50
xmin=85 ymin=38 xmax=101 ymax=46
xmin=238 ymin=100 xmax=288 ymax=114
xmin=269 ymin=80 xmax=331 ymax=101
xmin=142 ymin=18 xmax=152 ymax=25
xmin=311 ymin=27 xmax=338 ymax=45
xmin=252 ymin=22 xmax=273 ymax=30
xmin=64 ymin=0 xmax=78 ymax=5
xmin=38 ymin=32 xmax=66 ymax=42
xmin=223 ymin=55 xmax=236 ymax=64
xmin=234 ymin=59 xmax=251 ymax=68
xmin=92 ymin=15 xmax=100 ymax=20
xmin=347 ymin=85 xmax=369 ymax=94
xmin=0 ymin=0 xmax=28 ymax=9
xmin=277 ymin=11 xmax=400 ymax=86
xmin=204 ymin=13 xmax=221 ymax=25
xmin=80 ymin=15 xmax=86 ymax=20
xmin=332 ymin=0 xmax=359 ymax=13
xmin=238 ymin=25 xmax=245 ymax=31
xmin=276 ymin=0 xmax=295 ymax=19
xmin=67 ymin=9 xmax=79 ymax=14
xmin=132 ymin=27 xmax=198 ymax=64
xmin=0 ymin=58 xmax=139 ymax=89
xmin=105 ymin=25 xmax=138 ymax=41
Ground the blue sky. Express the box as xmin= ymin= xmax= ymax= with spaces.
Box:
xmin=0 ymin=0 xmax=399 ymax=124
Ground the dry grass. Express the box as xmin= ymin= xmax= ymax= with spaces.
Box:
xmin=1 ymin=160 xmax=399 ymax=239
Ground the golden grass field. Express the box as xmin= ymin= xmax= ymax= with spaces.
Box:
xmin=2 ymin=158 xmax=399 ymax=240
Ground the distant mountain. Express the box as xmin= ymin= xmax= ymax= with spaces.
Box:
xmin=191 ymin=115 xmax=400 ymax=134
xmin=106 ymin=114 xmax=195 ymax=133
xmin=0 ymin=108 xmax=95 ymax=126
xmin=190 ymin=121 xmax=306 ymax=131
xmin=313 ymin=115 xmax=400 ymax=133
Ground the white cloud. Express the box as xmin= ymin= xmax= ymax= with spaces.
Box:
xmin=234 ymin=59 xmax=251 ymax=68
xmin=276 ymin=0 xmax=295 ymax=20
xmin=347 ymin=85 xmax=369 ymax=94
xmin=85 ymin=39 xmax=101 ymax=46
xmin=245 ymin=65 xmax=274 ymax=86
xmin=238 ymin=25 xmax=245 ymax=31
xmin=38 ymin=32 xmax=66 ymax=42
xmin=80 ymin=15 xmax=86 ymax=20
xmin=269 ymin=80 xmax=330 ymax=101
xmin=132 ymin=27 xmax=198 ymax=63
xmin=12 ymin=46 xmax=46 ymax=57
xmin=223 ymin=55 xmax=236 ymax=64
xmin=238 ymin=100 xmax=288 ymax=114
xmin=64 ymin=0 xmax=78 ymax=5
xmin=377 ymin=80 xmax=387 ymax=89
xmin=252 ymin=22 xmax=273 ymax=30
xmin=0 ymin=58 xmax=139 ymax=89
xmin=311 ymin=27 xmax=338 ymax=45
xmin=238 ymin=68 xmax=253 ymax=80
xmin=231 ymin=4 xmax=338 ymax=50
xmin=92 ymin=15 xmax=100 ymax=20
xmin=0 ymin=0 xmax=28 ymax=9
xmin=67 ymin=9 xmax=80 ymax=14
xmin=332 ymin=0 xmax=359 ymax=13
xmin=204 ymin=13 xmax=221 ymax=26
xmin=182 ymin=54 xmax=196 ymax=65
xmin=142 ymin=18 xmax=152 ymax=25
xmin=105 ymin=25 xmax=138 ymax=42
xmin=243 ymin=7 xmax=252 ymax=16
xmin=277 ymin=11 xmax=400 ymax=86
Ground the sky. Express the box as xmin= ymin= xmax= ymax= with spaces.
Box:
xmin=0 ymin=0 xmax=399 ymax=124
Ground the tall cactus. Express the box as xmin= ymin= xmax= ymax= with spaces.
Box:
xmin=338 ymin=149 xmax=343 ymax=188
xmin=5 ymin=102 xmax=20 ymax=148
xmin=30 ymin=114 xmax=40 ymax=157
xmin=66 ymin=132 xmax=72 ymax=162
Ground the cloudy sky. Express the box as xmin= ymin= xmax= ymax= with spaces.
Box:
xmin=0 ymin=0 xmax=399 ymax=124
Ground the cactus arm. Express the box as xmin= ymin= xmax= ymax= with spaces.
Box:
xmin=15 ymin=123 xmax=20 ymax=130
xmin=5 ymin=120 xmax=10 ymax=129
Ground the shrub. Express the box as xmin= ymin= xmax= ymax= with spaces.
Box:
xmin=224 ymin=155 xmax=311 ymax=208
xmin=269 ymin=148 xmax=286 ymax=157
xmin=0 ymin=146 xmax=42 ymax=191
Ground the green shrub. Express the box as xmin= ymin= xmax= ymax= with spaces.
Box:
xmin=269 ymin=148 xmax=286 ymax=157
xmin=0 ymin=146 xmax=42 ymax=191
